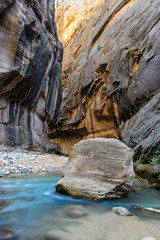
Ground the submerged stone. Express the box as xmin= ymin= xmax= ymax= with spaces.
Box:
xmin=45 ymin=230 xmax=78 ymax=240
xmin=64 ymin=205 xmax=88 ymax=217
xmin=56 ymin=138 xmax=134 ymax=200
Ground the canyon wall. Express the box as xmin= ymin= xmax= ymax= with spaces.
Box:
xmin=51 ymin=0 xmax=160 ymax=155
xmin=0 ymin=0 xmax=63 ymax=150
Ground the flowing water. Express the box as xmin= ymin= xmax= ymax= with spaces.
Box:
xmin=0 ymin=174 xmax=160 ymax=240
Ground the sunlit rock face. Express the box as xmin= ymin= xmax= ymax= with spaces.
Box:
xmin=50 ymin=0 xmax=160 ymax=155
xmin=0 ymin=0 xmax=63 ymax=150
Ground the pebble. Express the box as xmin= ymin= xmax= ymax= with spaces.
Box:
xmin=45 ymin=164 xmax=50 ymax=167
xmin=3 ymin=171 xmax=10 ymax=176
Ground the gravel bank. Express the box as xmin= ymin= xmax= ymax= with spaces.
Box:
xmin=0 ymin=150 xmax=68 ymax=178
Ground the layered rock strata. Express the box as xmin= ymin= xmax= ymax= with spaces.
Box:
xmin=50 ymin=0 xmax=160 ymax=155
xmin=0 ymin=0 xmax=63 ymax=150
xmin=56 ymin=138 xmax=134 ymax=200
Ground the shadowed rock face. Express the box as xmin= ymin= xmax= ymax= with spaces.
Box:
xmin=56 ymin=138 xmax=134 ymax=200
xmin=50 ymin=0 xmax=160 ymax=155
xmin=0 ymin=0 xmax=63 ymax=150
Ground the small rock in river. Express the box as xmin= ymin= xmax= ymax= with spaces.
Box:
xmin=112 ymin=207 xmax=133 ymax=216
xmin=0 ymin=229 xmax=17 ymax=239
xmin=65 ymin=205 xmax=88 ymax=217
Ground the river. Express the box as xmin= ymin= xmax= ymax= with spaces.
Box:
xmin=0 ymin=174 xmax=160 ymax=240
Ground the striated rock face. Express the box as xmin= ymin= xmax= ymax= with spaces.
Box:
xmin=0 ymin=0 xmax=63 ymax=150
xmin=56 ymin=138 xmax=134 ymax=200
xmin=50 ymin=0 xmax=160 ymax=155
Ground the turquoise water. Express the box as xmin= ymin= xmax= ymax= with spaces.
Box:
xmin=0 ymin=175 xmax=160 ymax=239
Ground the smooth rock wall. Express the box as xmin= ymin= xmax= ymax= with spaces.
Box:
xmin=0 ymin=0 xmax=63 ymax=150
xmin=51 ymin=0 xmax=160 ymax=155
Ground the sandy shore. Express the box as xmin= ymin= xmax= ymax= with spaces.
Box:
xmin=51 ymin=210 xmax=160 ymax=240
xmin=0 ymin=149 xmax=68 ymax=177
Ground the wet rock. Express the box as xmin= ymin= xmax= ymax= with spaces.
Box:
xmin=45 ymin=230 xmax=78 ymax=240
xmin=64 ymin=205 xmax=88 ymax=217
xmin=112 ymin=207 xmax=133 ymax=216
xmin=0 ymin=172 xmax=3 ymax=178
xmin=0 ymin=229 xmax=16 ymax=240
xmin=56 ymin=138 xmax=134 ymax=200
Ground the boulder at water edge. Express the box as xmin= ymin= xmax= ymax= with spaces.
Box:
xmin=56 ymin=138 xmax=134 ymax=200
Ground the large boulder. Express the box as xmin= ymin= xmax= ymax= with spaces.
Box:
xmin=56 ymin=138 xmax=134 ymax=200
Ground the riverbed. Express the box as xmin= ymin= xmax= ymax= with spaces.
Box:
xmin=0 ymin=175 xmax=160 ymax=240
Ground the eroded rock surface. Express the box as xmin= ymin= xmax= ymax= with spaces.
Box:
xmin=50 ymin=0 xmax=160 ymax=155
xmin=56 ymin=138 xmax=134 ymax=200
xmin=0 ymin=0 xmax=63 ymax=150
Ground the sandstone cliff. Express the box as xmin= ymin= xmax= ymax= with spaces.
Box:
xmin=0 ymin=0 xmax=63 ymax=150
xmin=50 ymin=0 xmax=160 ymax=155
